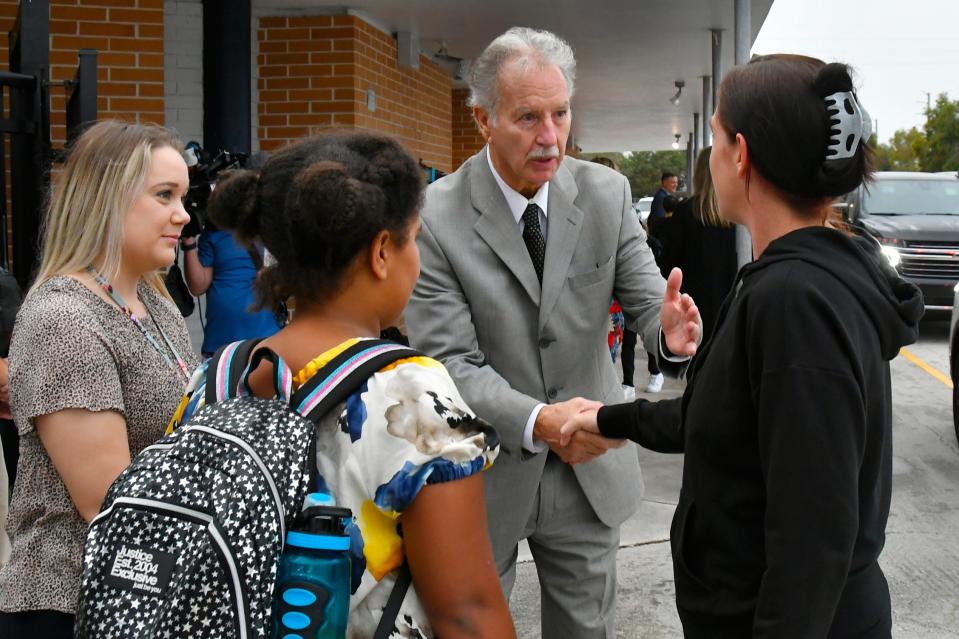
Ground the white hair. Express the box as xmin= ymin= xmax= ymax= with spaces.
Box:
xmin=467 ymin=27 xmax=576 ymax=120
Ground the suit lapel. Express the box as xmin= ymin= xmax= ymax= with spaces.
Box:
xmin=538 ymin=161 xmax=584 ymax=327
xmin=470 ymin=149 xmax=541 ymax=305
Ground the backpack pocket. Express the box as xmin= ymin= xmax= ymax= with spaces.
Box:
xmin=78 ymin=498 xmax=251 ymax=639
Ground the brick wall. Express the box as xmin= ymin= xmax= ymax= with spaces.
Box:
xmin=257 ymin=14 xmax=453 ymax=173
xmin=49 ymin=0 xmax=165 ymax=142
xmin=164 ymin=0 xmax=203 ymax=144
xmin=0 ymin=0 xmax=165 ymax=269
xmin=0 ymin=0 xmax=164 ymax=143
xmin=452 ymin=88 xmax=484 ymax=170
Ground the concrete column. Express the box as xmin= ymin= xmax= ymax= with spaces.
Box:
xmin=735 ymin=0 xmax=752 ymax=65
xmin=693 ymin=112 xmax=700 ymax=166
xmin=711 ymin=29 xmax=722 ymax=115
xmin=202 ymin=0 xmax=252 ymax=154
xmin=702 ymin=75 xmax=712 ymax=146
xmin=734 ymin=0 xmax=753 ymax=266
xmin=686 ymin=133 xmax=694 ymax=192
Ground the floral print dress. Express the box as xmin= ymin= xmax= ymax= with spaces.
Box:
xmin=169 ymin=338 xmax=500 ymax=638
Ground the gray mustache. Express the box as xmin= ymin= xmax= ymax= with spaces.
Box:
xmin=527 ymin=146 xmax=560 ymax=160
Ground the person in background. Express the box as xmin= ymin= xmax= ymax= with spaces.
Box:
xmin=201 ymin=131 xmax=515 ymax=639
xmin=642 ymin=171 xmax=680 ymax=393
xmin=591 ymin=156 xmax=639 ymax=400
xmin=181 ymin=207 xmax=283 ymax=358
xmin=561 ymin=55 xmax=923 ymax=638
xmin=649 ymin=171 xmax=679 ymax=224
xmin=0 ymin=121 xmax=198 ymax=637
xmin=661 ymin=147 xmax=737 ymax=343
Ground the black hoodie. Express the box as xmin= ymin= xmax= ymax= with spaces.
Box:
xmin=599 ymin=226 xmax=923 ymax=638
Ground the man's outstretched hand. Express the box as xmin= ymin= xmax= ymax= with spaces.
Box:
xmin=534 ymin=398 xmax=625 ymax=465
xmin=661 ymin=267 xmax=702 ymax=358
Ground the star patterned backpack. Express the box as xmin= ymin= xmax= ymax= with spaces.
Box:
xmin=75 ymin=338 xmax=417 ymax=639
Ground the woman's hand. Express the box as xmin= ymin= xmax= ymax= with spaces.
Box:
xmin=661 ymin=267 xmax=702 ymax=357
xmin=0 ymin=357 xmax=10 ymax=419
xmin=559 ymin=406 xmax=602 ymax=446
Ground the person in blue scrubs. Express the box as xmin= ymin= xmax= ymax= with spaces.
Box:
xmin=182 ymin=225 xmax=283 ymax=356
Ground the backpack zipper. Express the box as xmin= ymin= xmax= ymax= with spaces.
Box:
xmin=139 ymin=442 xmax=175 ymax=455
xmin=91 ymin=496 xmax=250 ymax=639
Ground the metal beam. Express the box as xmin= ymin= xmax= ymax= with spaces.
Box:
xmin=66 ymin=49 xmax=98 ymax=143
xmin=8 ymin=0 xmax=51 ymax=287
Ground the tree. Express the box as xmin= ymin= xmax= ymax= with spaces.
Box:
xmin=918 ymin=93 xmax=959 ymax=172
xmin=873 ymin=127 xmax=924 ymax=171
xmin=615 ymin=150 xmax=686 ymax=198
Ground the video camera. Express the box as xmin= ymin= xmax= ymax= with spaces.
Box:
xmin=181 ymin=142 xmax=248 ymax=238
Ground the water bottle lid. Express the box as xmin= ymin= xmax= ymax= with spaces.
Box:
xmin=286 ymin=530 xmax=351 ymax=551
xmin=304 ymin=492 xmax=336 ymax=508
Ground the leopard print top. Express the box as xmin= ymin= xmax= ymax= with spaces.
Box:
xmin=0 ymin=276 xmax=198 ymax=614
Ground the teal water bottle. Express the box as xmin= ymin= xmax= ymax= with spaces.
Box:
xmin=272 ymin=493 xmax=352 ymax=639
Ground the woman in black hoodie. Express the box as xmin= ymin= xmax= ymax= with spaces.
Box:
xmin=561 ymin=55 xmax=923 ymax=638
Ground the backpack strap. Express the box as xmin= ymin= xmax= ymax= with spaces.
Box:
xmin=204 ymin=339 xmax=264 ymax=405
xmin=238 ymin=347 xmax=295 ymax=401
xmin=290 ymin=339 xmax=419 ymax=423
xmin=373 ymin=563 xmax=412 ymax=639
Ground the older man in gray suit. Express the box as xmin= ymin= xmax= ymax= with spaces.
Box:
xmin=405 ymin=27 xmax=701 ymax=638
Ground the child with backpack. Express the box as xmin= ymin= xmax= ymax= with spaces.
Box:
xmin=76 ymin=132 xmax=515 ymax=639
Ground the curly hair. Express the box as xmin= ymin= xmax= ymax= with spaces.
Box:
xmin=207 ymin=131 xmax=424 ymax=309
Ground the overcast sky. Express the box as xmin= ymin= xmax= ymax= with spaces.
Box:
xmin=752 ymin=0 xmax=959 ymax=143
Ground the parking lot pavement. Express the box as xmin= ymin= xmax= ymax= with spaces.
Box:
xmin=510 ymin=318 xmax=959 ymax=637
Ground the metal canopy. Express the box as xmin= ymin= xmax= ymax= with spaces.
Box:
xmin=253 ymin=0 xmax=774 ymax=151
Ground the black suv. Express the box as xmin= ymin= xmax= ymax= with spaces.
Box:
xmin=837 ymin=171 xmax=959 ymax=311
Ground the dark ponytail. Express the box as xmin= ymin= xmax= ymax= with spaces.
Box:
xmin=207 ymin=132 xmax=423 ymax=309
xmin=716 ymin=54 xmax=873 ymax=210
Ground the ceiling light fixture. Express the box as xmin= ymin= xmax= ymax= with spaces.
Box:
xmin=672 ymin=133 xmax=681 ymax=150
xmin=669 ymin=80 xmax=685 ymax=106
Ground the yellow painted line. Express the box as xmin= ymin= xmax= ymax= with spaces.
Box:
xmin=899 ymin=347 xmax=953 ymax=389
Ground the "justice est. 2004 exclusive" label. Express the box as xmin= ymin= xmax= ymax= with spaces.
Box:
xmin=104 ymin=545 xmax=176 ymax=597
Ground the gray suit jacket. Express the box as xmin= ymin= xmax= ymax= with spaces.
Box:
xmin=406 ymin=149 xmax=667 ymax=534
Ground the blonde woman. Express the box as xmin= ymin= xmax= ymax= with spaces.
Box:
xmin=661 ymin=147 xmax=737 ymax=342
xmin=0 ymin=121 xmax=198 ymax=637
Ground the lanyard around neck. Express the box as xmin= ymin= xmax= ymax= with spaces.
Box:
xmin=86 ymin=266 xmax=190 ymax=382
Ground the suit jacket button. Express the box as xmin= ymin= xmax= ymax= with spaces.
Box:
xmin=539 ymin=338 xmax=551 ymax=349
xmin=547 ymin=388 xmax=558 ymax=399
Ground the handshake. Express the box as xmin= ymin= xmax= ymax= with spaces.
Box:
xmin=534 ymin=398 xmax=627 ymax=466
